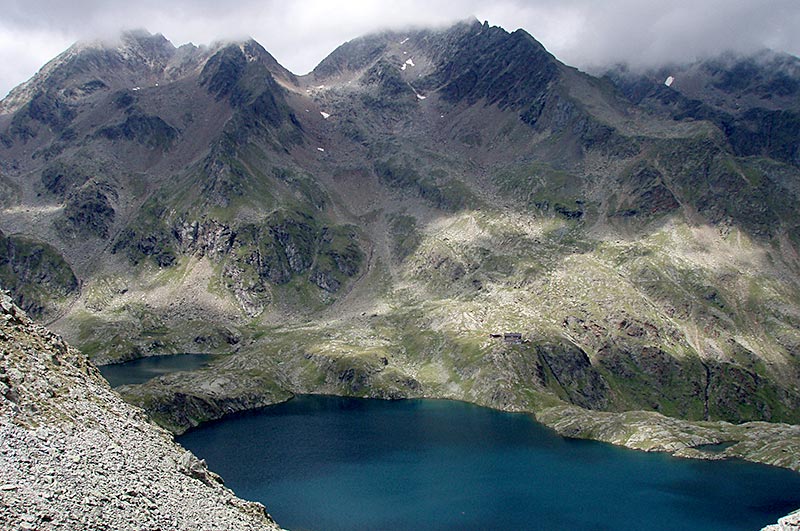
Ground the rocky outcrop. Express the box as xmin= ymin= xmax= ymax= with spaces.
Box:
xmin=0 ymin=231 xmax=78 ymax=319
xmin=60 ymin=180 xmax=118 ymax=239
xmin=112 ymin=209 xmax=364 ymax=317
xmin=117 ymin=369 xmax=293 ymax=435
xmin=95 ymin=111 xmax=179 ymax=151
xmin=535 ymin=404 xmax=800 ymax=472
xmin=173 ymin=218 xmax=235 ymax=259
xmin=0 ymin=291 xmax=283 ymax=530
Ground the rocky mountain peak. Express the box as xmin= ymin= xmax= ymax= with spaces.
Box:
xmin=426 ymin=21 xmax=560 ymax=107
xmin=238 ymin=38 xmax=299 ymax=88
xmin=307 ymin=16 xmax=559 ymax=107
xmin=0 ymin=29 xmax=178 ymax=116
xmin=606 ymin=49 xmax=800 ymax=114
xmin=115 ymin=29 xmax=177 ymax=67
xmin=307 ymin=18 xmax=480 ymax=80
xmin=603 ymin=48 xmax=800 ymax=166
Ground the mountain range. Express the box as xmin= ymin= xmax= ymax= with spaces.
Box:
xmin=2 ymin=19 xmax=800 ymax=470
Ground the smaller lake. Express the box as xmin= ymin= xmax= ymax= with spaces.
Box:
xmin=178 ymin=395 xmax=800 ymax=531
xmin=98 ymin=353 xmax=215 ymax=387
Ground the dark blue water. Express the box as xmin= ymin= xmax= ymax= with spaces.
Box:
xmin=98 ymin=353 xmax=215 ymax=387
xmin=178 ymin=396 xmax=800 ymax=531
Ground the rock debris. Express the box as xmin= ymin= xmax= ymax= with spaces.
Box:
xmin=0 ymin=291 xmax=283 ymax=531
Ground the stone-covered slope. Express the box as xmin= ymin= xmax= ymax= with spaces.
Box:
xmin=0 ymin=291 xmax=282 ymax=531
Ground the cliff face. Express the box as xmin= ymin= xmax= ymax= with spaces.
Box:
xmin=0 ymin=291 xmax=283 ymax=531
xmin=0 ymin=229 xmax=78 ymax=320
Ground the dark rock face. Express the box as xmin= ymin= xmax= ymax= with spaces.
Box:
xmin=173 ymin=218 xmax=236 ymax=259
xmin=535 ymin=340 xmax=610 ymax=410
xmin=433 ymin=24 xmax=559 ymax=112
xmin=146 ymin=387 xmax=285 ymax=435
xmin=111 ymin=199 xmax=177 ymax=267
xmin=7 ymin=91 xmax=74 ymax=142
xmin=40 ymin=162 xmax=91 ymax=197
xmin=61 ymin=181 xmax=117 ymax=239
xmin=0 ymin=231 xmax=78 ymax=318
xmin=595 ymin=345 xmax=705 ymax=418
xmin=606 ymin=52 xmax=800 ymax=167
xmin=309 ymin=269 xmax=341 ymax=292
xmin=201 ymin=46 xmax=248 ymax=100
xmin=612 ymin=164 xmax=680 ymax=218
xmin=201 ymin=43 xmax=301 ymax=141
xmin=703 ymin=358 xmax=800 ymax=423
xmin=96 ymin=112 xmax=178 ymax=150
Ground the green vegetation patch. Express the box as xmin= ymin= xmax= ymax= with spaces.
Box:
xmin=111 ymin=198 xmax=177 ymax=267
xmin=374 ymin=159 xmax=478 ymax=211
xmin=387 ymin=213 xmax=422 ymax=261
xmin=96 ymin=111 xmax=178 ymax=150
xmin=492 ymin=161 xmax=589 ymax=219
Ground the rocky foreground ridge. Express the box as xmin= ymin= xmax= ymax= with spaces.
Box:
xmin=0 ymin=291 xmax=282 ymax=530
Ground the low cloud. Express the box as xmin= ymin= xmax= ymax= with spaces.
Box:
xmin=1 ymin=0 xmax=799 ymax=98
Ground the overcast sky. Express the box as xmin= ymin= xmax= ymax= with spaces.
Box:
xmin=1 ymin=0 xmax=799 ymax=98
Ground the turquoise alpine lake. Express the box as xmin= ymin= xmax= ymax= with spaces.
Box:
xmin=177 ymin=395 xmax=800 ymax=531
xmin=98 ymin=353 xmax=215 ymax=387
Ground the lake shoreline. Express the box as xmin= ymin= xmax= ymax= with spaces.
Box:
xmin=103 ymin=354 xmax=800 ymax=477
xmin=178 ymin=395 xmax=798 ymax=529
xmin=106 ymin=354 xmax=800 ymax=530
